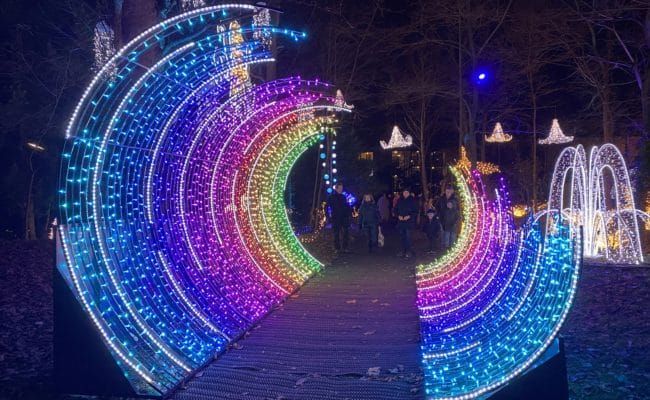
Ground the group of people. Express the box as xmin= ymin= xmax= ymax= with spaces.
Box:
xmin=325 ymin=182 xmax=460 ymax=259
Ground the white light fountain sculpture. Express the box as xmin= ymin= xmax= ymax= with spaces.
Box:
xmin=546 ymin=143 xmax=644 ymax=264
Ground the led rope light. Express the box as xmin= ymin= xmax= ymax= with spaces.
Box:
xmin=484 ymin=122 xmax=512 ymax=143
xmin=416 ymin=168 xmax=579 ymax=399
xmin=545 ymin=143 xmax=644 ymax=263
xmin=58 ymin=7 xmax=349 ymax=394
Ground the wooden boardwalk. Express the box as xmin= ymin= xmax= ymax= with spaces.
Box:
xmin=169 ymin=233 xmax=424 ymax=400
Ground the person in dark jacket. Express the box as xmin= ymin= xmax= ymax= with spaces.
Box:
xmin=422 ymin=208 xmax=441 ymax=254
xmin=395 ymin=188 xmax=418 ymax=259
xmin=326 ymin=182 xmax=351 ymax=253
xmin=437 ymin=184 xmax=459 ymax=249
xmin=358 ymin=194 xmax=380 ymax=253
xmin=441 ymin=199 xmax=460 ymax=249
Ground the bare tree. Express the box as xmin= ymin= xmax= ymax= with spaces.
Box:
xmin=382 ymin=49 xmax=445 ymax=201
xmin=499 ymin=3 xmax=568 ymax=207
xmin=570 ymin=0 xmax=650 ymax=138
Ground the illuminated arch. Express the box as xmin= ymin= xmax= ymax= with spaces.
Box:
xmin=57 ymin=5 xmax=582 ymax=398
xmin=416 ymin=168 xmax=580 ymax=399
xmin=57 ymin=6 xmax=349 ymax=395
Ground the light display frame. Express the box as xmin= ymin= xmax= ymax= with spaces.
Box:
xmin=59 ymin=4 xmax=583 ymax=398
xmin=416 ymin=167 xmax=579 ymax=399
xmin=58 ymin=5 xmax=350 ymax=395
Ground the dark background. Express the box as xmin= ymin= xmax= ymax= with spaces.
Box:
xmin=1 ymin=0 xmax=649 ymax=237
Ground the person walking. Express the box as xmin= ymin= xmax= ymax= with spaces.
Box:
xmin=358 ymin=194 xmax=380 ymax=253
xmin=326 ymin=182 xmax=352 ymax=253
xmin=395 ymin=188 xmax=418 ymax=259
xmin=422 ymin=207 xmax=441 ymax=254
xmin=377 ymin=192 xmax=390 ymax=224
xmin=441 ymin=199 xmax=459 ymax=249
xmin=437 ymin=184 xmax=459 ymax=249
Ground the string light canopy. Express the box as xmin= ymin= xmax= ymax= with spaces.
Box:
xmin=417 ymin=167 xmax=579 ymax=399
xmin=380 ymin=125 xmax=412 ymax=149
xmin=58 ymin=5 xmax=350 ymax=395
xmin=484 ymin=122 xmax=512 ymax=143
xmin=539 ymin=118 xmax=574 ymax=145
xmin=543 ymin=143 xmax=644 ymax=263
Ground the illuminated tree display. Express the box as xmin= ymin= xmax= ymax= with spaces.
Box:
xmin=416 ymin=167 xmax=580 ymax=399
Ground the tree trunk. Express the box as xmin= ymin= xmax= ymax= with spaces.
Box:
xmin=419 ymin=100 xmax=429 ymax=201
xmin=120 ymin=0 xmax=158 ymax=67
xmin=602 ymin=86 xmax=614 ymax=142
xmin=532 ymin=95 xmax=537 ymax=208
xmin=642 ymin=72 xmax=650 ymax=137
xmin=457 ymin=12 xmax=464 ymax=158
xmin=309 ymin=147 xmax=323 ymax=230
xmin=25 ymin=170 xmax=36 ymax=240
xmin=113 ymin=0 xmax=123 ymax=48
xmin=43 ymin=202 xmax=52 ymax=239
xmin=643 ymin=7 xmax=650 ymax=137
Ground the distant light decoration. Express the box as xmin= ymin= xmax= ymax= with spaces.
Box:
xmin=456 ymin=146 xmax=500 ymax=175
xmin=26 ymin=142 xmax=45 ymax=152
xmin=92 ymin=21 xmax=116 ymax=78
xmin=473 ymin=69 xmax=489 ymax=85
xmin=645 ymin=193 xmax=650 ymax=230
xmin=380 ymin=125 xmax=413 ymax=149
xmin=416 ymin=167 xmax=580 ymax=399
xmin=512 ymin=204 xmax=529 ymax=218
xmin=484 ymin=122 xmax=512 ymax=143
xmin=57 ymin=5 xmax=350 ymax=396
xmin=544 ymin=143 xmax=644 ymax=263
xmin=181 ymin=0 xmax=206 ymax=11
xmin=225 ymin=20 xmax=251 ymax=97
xmin=333 ymin=89 xmax=354 ymax=110
xmin=252 ymin=8 xmax=272 ymax=48
xmin=344 ymin=191 xmax=356 ymax=206
xmin=538 ymin=118 xmax=574 ymax=145
xmin=48 ymin=217 xmax=57 ymax=240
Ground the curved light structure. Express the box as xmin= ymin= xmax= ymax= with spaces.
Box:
xmin=416 ymin=167 xmax=580 ymax=399
xmin=57 ymin=6 xmax=349 ymax=395
xmin=547 ymin=143 xmax=644 ymax=263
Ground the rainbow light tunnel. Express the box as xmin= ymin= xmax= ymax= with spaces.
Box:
xmin=416 ymin=167 xmax=579 ymax=399
xmin=57 ymin=5 xmax=581 ymax=399
xmin=57 ymin=5 xmax=348 ymax=395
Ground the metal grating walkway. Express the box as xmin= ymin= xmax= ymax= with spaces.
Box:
xmin=168 ymin=237 xmax=424 ymax=400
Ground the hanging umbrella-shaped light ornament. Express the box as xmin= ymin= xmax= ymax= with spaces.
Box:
xmin=539 ymin=118 xmax=573 ymax=145
xmin=334 ymin=89 xmax=354 ymax=110
xmin=380 ymin=125 xmax=413 ymax=149
xmin=485 ymin=122 xmax=512 ymax=143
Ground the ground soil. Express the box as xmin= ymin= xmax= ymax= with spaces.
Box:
xmin=0 ymin=235 xmax=648 ymax=399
